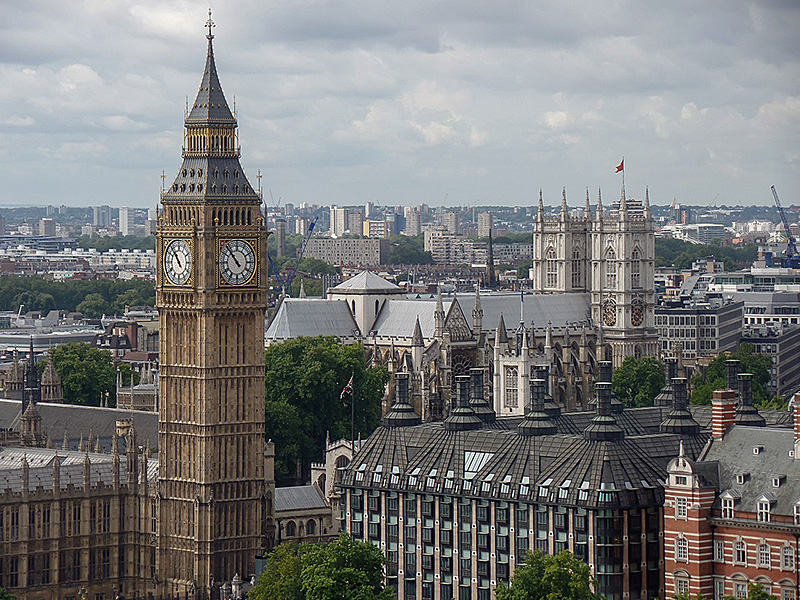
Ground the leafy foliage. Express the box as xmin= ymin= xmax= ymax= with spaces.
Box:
xmin=386 ymin=235 xmax=434 ymax=265
xmin=50 ymin=342 xmax=136 ymax=406
xmin=264 ymin=337 xmax=389 ymax=484
xmin=250 ymin=535 xmax=393 ymax=600
xmin=0 ymin=276 xmax=154 ymax=314
xmin=76 ymin=293 xmax=110 ymax=318
xmin=655 ymin=238 xmax=758 ymax=270
xmin=0 ymin=586 xmax=15 ymax=600
xmin=689 ymin=342 xmax=779 ymax=408
xmin=496 ymin=550 xmax=602 ymax=600
xmin=612 ymin=356 xmax=666 ymax=408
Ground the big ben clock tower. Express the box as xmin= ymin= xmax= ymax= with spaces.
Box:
xmin=156 ymin=13 xmax=272 ymax=596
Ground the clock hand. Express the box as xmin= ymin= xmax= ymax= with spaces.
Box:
xmin=175 ymin=255 xmax=182 ymax=269
xmin=232 ymin=254 xmax=242 ymax=268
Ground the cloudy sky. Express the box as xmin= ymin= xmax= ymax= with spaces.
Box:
xmin=0 ymin=0 xmax=798 ymax=209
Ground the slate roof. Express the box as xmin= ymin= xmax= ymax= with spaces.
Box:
xmin=0 ymin=399 xmax=157 ymax=454
xmin=0 ymin=447 xmax=158 ymax=493
xmin=329 ymin=271 xmax=403 ymax=294
xmin=265 ymin=299 xmax=361 ymax=341
xmin=458 ymin=292 xmax=593 ymax=332
xmin=187 ymin=37 xmax=236 ymax=123
xmin=700 ymin=425 xmax=800 ymax=517
xmin=371 ymin=299 xmax=445 ymax=340
xmin=275 ymin=484 xmax=329 ymax=512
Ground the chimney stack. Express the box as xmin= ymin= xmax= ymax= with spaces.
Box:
xmin=735 ymin=373 xmax=766 ymax=427
xmin=793 ymin=394 xmax=800 ymax=460
xmin=711 ymin=389 xmax=736 ymax=439
xmin=725 ymin=359 xmax=740 ymax=391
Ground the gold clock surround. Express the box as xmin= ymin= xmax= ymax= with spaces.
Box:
xmin=163 ymin=238 xmax=195 ymax=287
xmin=217 ymin=238 xmax=258 ymax=287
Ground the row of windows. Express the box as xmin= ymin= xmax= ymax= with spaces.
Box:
xmin=710 ymin=539 xmax=796 ymax=570
xmin=721 ymin=498 xmax=800 ymax=524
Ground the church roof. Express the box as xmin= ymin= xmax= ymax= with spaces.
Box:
xmin=329 ymin=271 xmax=403 ymax=295
xmin=274 ymin=484 xmax=329 ymax=513
xmin=265 ymin=299 xmax=360 ymax=341
xmin=371 ymin=299 xmax=444 ymax=340
xmin=458 ymin=292 xmax=592 ymax=333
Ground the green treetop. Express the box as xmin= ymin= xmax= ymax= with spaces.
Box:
xmin=496 ymin=550 xmax=603 ymax=600
xmin=612 ymin=356 xmax=666 ymax=408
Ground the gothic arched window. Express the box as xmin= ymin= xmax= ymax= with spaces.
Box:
xmin=571 ymin=247 xmax=583 ymax=289
xmin=605 ymin=248 xmax=617 ymax=290
xmin=631 ymin=248 xmax=642 ymax=289
xmin=546 ymin=248 xmax=558 ymax=288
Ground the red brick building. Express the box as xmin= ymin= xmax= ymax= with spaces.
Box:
xmin=664 ymin=389 xmax=800 ymax=600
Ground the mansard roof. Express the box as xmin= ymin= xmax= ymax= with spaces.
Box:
xmin=700 ymin=425 xmax=800 ymax=517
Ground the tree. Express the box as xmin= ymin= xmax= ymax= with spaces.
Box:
xmin=612 ymin=356 xmax=665 ymax=408
xmin=690 ymin=343 xmax=778 ymax=408
xmin=111 ymin=288 xmax=148 ymax=314
xmin=251 ymin=535 xmax=393 ymax=600
xmin=0 ymin=586 xmax=15 ymax=600
xmin=496 ymin=550 xmax=602 ymax=600
xmin=249 ymin=543 xmax=306 ymax=600
xmin=264 ymin=337 xmax=390 ymax=484
xmin=11 ymin=291 xmax=56 ymax=314
xmin=50 ymin=342 xmax=134 ymax=406
xmin=386 ymin=235 xmax=434 ymax=265
xmin=302 ymin=535 xmax=394 ymax=600
xmin=76 ymin=293 xmax=110 ymax=318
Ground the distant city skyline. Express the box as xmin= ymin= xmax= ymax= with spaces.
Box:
xmin=0 ymin=1 xmax=797 ymax=208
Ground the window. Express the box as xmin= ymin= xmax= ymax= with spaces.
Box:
xmin=735 ymin=582 xmax=747 ymax=599
xmin=782 ymin=545 xmax=795 ymax=570
xmin=757 ymin=543 xmax=771 ymax=567
xmin=734 ymin=540 xmax=747 ymax=565
xmin=676 ymin=577 xmax=690 ymax=594
xmin=676 ymin=537 xmax=689 ymax=562
xmin=758 ymin=500 xmax=771 ymax=522
xmin=676 ymin=497 xmax=688 ymax=518
xmin=546 ymin=248 xmax=558 ymax=288
xmin=722 ymin=497 xmax=735 ymax=519
xmin=794 ymin=504 xmax=800 ymax=525
xmin=606 ymin=249 xmax=617 ymax=289
xmin=571 ymin=247 xmax=583 ymax=289
xmin=714 ymin=540 xmax=724 ymax=562
xmin=504 ymin=367 xmax=518 ymax=409
xmin=714 ymin=579 xmax=726 ymax=600
xmin=631 ymin=248 xmax=641 ymax=288
xmin=783 ymin=588 xmax=797 ymax=600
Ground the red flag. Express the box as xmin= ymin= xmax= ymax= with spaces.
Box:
xmin=340 ymin=374 xmax=354 ymax=400
xmin=615 ymin=159 xmax=624 ymax=173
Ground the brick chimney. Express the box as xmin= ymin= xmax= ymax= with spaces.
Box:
xmin=712 ymin=389 xmax=737 ymax=439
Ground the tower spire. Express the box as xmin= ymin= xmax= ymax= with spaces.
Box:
xmin=205 ymin=8 xmax=215 ymax=40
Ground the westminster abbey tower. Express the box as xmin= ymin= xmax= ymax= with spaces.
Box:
xmin=156 ymin=14 xmax=273 ymax=595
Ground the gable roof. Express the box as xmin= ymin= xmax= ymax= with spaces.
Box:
xmin=266 ymin=299 xmax=360 ymax=342
xmin=458 ymin=292 xmax=593 ymax=332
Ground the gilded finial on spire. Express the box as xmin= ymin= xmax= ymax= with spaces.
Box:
xmin=205 ymin=8 xmax=216 ymax=40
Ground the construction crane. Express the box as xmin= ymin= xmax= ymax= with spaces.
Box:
xmin=771 ymin=185 xmax=799 ymax=266
xmin=268 ymin=216 xmax=318 ymax=295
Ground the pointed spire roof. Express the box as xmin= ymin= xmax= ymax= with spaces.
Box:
xmin=585 ymin=187 xmax=591 ymax=218
xmin=560 ymin=187 xmax=568 ymax=218
xmin=537 ymin=190 xmax=544 ymax=220
xmin=411 ymin=316 xmax=424 ymax=347
xmin=496 ymin=314 xmax=508 ymax=344
xmin=596 ymin=188 xmax=603 ymax=221
xmin=187 ymin=11 xmax=235 ymax=124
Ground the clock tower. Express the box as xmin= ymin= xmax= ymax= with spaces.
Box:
xmin=156 ymin=13 xmax=273 ymax=596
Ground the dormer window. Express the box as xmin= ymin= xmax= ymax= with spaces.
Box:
xmin=234 ymin=170 xmax=239 ymax=178
xmin=190 ymin=169 xmax=195 ymax=177
xmin=735 ymin=472 xmax=749 ymax=485
xmin=182 ymin=169 xmax=187 ymax=177
xmin=198 ymin=169 xmax=203 ymax=177
xmin=753 ymin=445 xmax=764 ymax=455
xmin=722 ymin=496 xmax=735 ymax=519
xmin=224 ymin=169 xmax=229 ymax=179
xmin=757 ymin=500 xmax=771 ymax=522
xmin=794 ymin=503 xmax=800 ymax=525
xmin=214 ymin=168 xmax=219 ymax=178
xmin=772 ymin=475 xmax=786 ymax=488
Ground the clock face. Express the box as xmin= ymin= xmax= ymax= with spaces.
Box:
xmin=602 ymin=300 xmax=617 ymax=327
xmin=631 ymin=302 xmax=644 ymax=326
xmin=164 ymin=239 xmax=193 ymax=286
xmin=219 ymin=239 xmax=257 ymax=285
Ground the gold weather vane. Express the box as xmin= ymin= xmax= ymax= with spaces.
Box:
xmin=205 ymin=8 xmax=215 ymax=39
